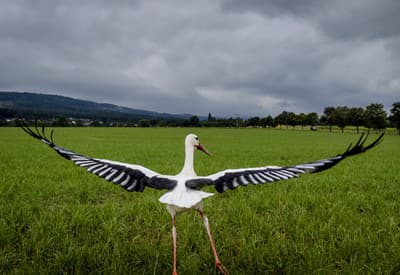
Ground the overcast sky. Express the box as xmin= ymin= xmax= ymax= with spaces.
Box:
xmin=1 ymin=0 xmax=399 ymax=117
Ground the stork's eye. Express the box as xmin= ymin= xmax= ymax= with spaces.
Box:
xmin=195 ymin=137 xmax=199 ymax=140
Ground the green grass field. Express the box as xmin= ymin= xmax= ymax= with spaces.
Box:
xmin=1 ymin=127 xmax=399 ymax=274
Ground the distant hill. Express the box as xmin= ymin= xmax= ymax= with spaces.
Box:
xmin=0 ymin=91 xmax=197 ymax=121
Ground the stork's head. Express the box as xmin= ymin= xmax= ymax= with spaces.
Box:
xmin=185 ymin=134 xmax=212 ymax=156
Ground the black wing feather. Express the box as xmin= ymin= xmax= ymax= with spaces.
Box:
xmin=21 ymin=123 xmax=176 ymax=192
xmin=187 ymin=133 xmax=383 ymax=193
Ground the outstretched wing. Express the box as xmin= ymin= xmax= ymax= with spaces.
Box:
xmin=186 ymin=133 xmax=383 ymax=193
xmin=21 ymin=123 xmax=177 ymax=192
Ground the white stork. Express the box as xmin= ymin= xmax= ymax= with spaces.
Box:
xmin=21 ymin=124 xmax=383 ymax=275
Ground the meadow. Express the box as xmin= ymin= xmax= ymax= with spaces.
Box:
xmin=0 ymin=127 xmax=399 ymax=274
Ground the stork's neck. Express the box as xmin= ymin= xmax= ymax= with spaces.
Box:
xmin=179 ymin=142 xmax=196 ymax=177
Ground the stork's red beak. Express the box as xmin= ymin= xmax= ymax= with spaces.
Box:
xmin=196 ymin=143 xmax=212 ymax=157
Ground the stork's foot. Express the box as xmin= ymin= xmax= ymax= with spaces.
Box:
xmin=216 ymin=262 xmax=229 ymax=275
xmin=172 ymin=270 xmax=178 ymax=275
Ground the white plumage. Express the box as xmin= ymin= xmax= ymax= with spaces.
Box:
xmin=159 ymin=134 xmax=214 ymax=213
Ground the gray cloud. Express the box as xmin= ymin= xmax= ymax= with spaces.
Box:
xmin=221 ymin=0 xmax=400 ymax=40
xmin=1 ymin=0 xmax=399 ymax=117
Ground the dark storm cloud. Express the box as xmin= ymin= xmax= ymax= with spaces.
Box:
xmin=221 ymin=0 xmax=400 ymax=40
xmin=0 ymin=0 xmax=399 ymax=117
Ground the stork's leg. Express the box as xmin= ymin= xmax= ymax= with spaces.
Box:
xmin=198 ymin=210 xmax=229 ymax=275
xmin=172 ymin=214 xmax=178 ymax=275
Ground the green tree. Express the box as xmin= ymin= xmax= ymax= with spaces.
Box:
xmin=321 ymin=107 xmax=335 ymax=132
xmin=189 ymin=115 xmax=200 ymax=127
xmin=246 ymin=116 xmax=260 ymax=127
xmin=306 ymin=112 xmax=319 ymax=126
xmin=287 ymin=112 xmax=298 ymax=128
xmin=297 ymin=113 xmax=307 ymax=129
xmin=348 ymin=107 xmax=364 ymax=133
xmin=260 ymin=115 xmax=276 ymax=128
xmin=234 ymin=117 xmax=244 ymax=127
xmin=332 ymin=106 xmax=350 ymax=133
xmin=158 ymin=120 xmax=168 ymax=127
xmin=54 ymin=116 xmax=68 ymax=127
xmin=389 ymin=102 xmax=400 ymax=135
xmin=275 ymin=111 xmax=289 ymax=128
xmin=207 ymin=113 xmax=215 ymax=121
xmin=138 ymin=119 xmax=151 ymax=127
xmin=364 ymin=103 xmax=387 ymax=132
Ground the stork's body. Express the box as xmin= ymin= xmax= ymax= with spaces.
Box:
xmin=160 ymin=134 xmax=214 ymax=213
xmin=21 ymin=124 xmax=383 ymax=275
xmin=159 ymin=134 xmax=224 ymax=274
xmin=160 ymin=178 xmax=213 ymax=215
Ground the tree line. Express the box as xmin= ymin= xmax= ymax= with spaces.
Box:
xmin=2 ymin=102 xmax=400 ymax=134
xmin=195 ymin=102 xmax=400 ymax=134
